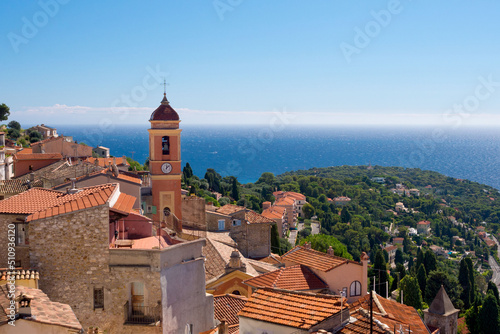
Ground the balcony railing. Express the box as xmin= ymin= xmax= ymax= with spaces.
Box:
xmin=124 ymin=301 xmax=161 ymax=325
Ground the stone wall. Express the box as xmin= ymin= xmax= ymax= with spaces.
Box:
xmin=0 ymin=214 xmax=28 ymax=268
xmin=206 ymin=211 xmax=232 ymax=231
xmin=181 ymin=196 xmax=206 ymax=229
xmin=28 ymin=205 xmax=162 ymax=334
xmin=230 ymin=222 xmax=271 ymax=259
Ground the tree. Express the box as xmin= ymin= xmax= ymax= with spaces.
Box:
xmin=7 ymin=120 xmax=20 ymax=130
xmin=300 ymin=234 xmax=352 ymax=260
xmin=395 ymin=248 xmax=404 ymax=265
xmin=423 ymin=250 xmax=437 ymax=274
xmin=341 ymin=207 xmax=351 ymax=224
xmin=478 ymin=293 xmax=500 ymax=334
xmin=465 ymin=257 xmax=476 ymax=304
xmin=416 ymin=248 xmax=424 ymax=272
xmin=399 ymin=275 xmax=423 ymax=310
xmin=271 ymin=224 xmax=281 ymax=255
xmin=302 ymin=203 xmax=315 ymax=219
xmin=7 ymin=128 xmax=20 ymax=140
xmin=425 ymin=270 xmax=462 ymax=307
xmin=29 ymin=130 xmax=42 ymax=143
xmin=183 ymin=162 xmax=193 ymax=180
xmin=487 ymin=281 xmax=500 ymax=305
xmin=256 ymin=172 xmax=276 ymax=186
xmin=416 ymin=264 xmax=427 ymax=297
xmin=231 ymin=177 xmax=240 ymax=201
xmin=374 ymin=249 xmax=389 ymax=297
xmin=459 ymin=258 xmax=472 ymax=309
xmin=0 ymin=103 xmax=10 ymax=121
xmin=465 ymin=297 xmax=480 ymax=334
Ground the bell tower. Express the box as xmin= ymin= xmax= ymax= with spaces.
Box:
xmin=148 ymin=91 xmax=182 ymax=224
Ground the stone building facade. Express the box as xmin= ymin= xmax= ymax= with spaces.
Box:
xmin=0 ymin=185 xmax=214 ymax=333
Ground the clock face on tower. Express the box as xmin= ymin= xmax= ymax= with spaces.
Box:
xmin=161 ymin=162 xmax=172 ymax=174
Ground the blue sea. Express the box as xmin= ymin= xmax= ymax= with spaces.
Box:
xmin=55 ymin=125 xmax=500 ymax=191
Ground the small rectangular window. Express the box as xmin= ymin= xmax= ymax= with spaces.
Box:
xmin=94 ymin=287 xmax=104 ymax=309
xmin=232 ymin=220 xmax=241 ymax=226
xmin=15 ymin=223 xmax=28 ymax=246
xmin=162 ymin=136 xmax=170 ymax=155
xmin=218 ymin=220 xmax=225 ymax=231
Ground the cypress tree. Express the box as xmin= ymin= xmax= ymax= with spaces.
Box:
xmin=231 ymin=177 xmax=240 ymax=201
xmin=465 ymin=257 xmax=476 ymax=304
xmin=487 ymin=281 xmax=500 ymax=305
xmin=459 ymin=258 xmax=471 ymax=309
xmin=416 ymin=264 xmax=427 ymax=298
xmin=478 ymin=293 xmax=500 ymax=334
xmin=374 ymin=249 xmax=388 ymax=297
xmin=271 ymin=224 xmax=281 ymax=255
xmin=399 ymin=275 xmax=423 ymax=310
xmin=423 ymin=250 xmax=437 ymax=273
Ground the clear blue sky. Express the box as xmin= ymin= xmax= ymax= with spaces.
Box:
xmin=1 ymin=0 xmax=500 ymax=127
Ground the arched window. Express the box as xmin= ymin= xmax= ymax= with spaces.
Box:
xmin=350 ymin=281 xmax=361 ymax=297
xmin=232 ymin=290 xmax=241 ymax=295
xmin=162 ymin=136 xmax=170 ymax=155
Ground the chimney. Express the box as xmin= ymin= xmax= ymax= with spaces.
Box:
xmin=262 ymin=201 xmax=271 ymax=210
xmin=225 ymin=249 xmax=246 ymax=273
xmin=218 ymin=319 xmax=228 ymax=334
xmin=17 ymin=293 xmax=33 ymax=318
xmin=304 ymin=242 xmax=311 ymax=249
xmin=67 ymin=178 xmax=80 ymax=194
xmin=327 ymin=246 xmax=334 ymax=256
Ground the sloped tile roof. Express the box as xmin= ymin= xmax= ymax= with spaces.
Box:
xmin=0 ymin=184 xmax=122 ymax=221
xmin=0 ymin=284 xmax=82 ymax=330
xmin=214 ymin=294 xmax=248 ymax=326
xmin=86 ymin=157 xmax=129 ymax=167
xmin=0 ymin=179 xmax=43 ymax=195
xmin=281 ymin=246 xmax=360 ymax=272
xmin=339 ymin=309 xmax=387 ymax=334
xmin=238 ymin=288 xmax=346 ymax=330
xmin=0 ymin=188 xmax=66 ymax=214
xmin=150 ymin=96 xmax=180 ymax=121
xmin=13 ymin=153 xmax=63 ymax=161
xmin=30 ymin=136 xmax=59 ymax=146
xmin=274 ymin=197 xmax=295 ymax=206
xmin=245 ymin=210 xmax=274 ymax=224
xmin=261 ymin=206 xmax=286 ymax=220
xmin=217 ymin=204 xmax=246 ymax=215
xmin=110 ymin=193 xmax=136 ymax=215
xmin=243 ymin=265 xmax=327 ymax=291
xmin=27 ymin=184 xmax=117 ymax=221
xmin=259 ymin=254 xmax=282 ymax=265
xmin=347 ymin=292 xmax=430 ymax=334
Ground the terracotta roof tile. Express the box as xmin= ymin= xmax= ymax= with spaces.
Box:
xmin=259 ymin=254 xmax=282 ymax=265
xmin=245 ymin=210 xmax=274 ymax=224
xmin=347 ymin=292 xmax=430 ymax=334
xmin=238 ymin=288 xmax=347 ymax=330
xmin=0 ymin=284 xmax=82 ymax=330
xmin=281 ymin=246 xmax=360 ymax=272
xmin=0 ymin=184 xmax=121 ymax=222
xmin=274 ymin=197 xmax=296 ymax=206
xmin=217 ymin=204 xmax=246 ymax=215
xmin=261 ymin=206 xmax=286 ymax=220
xmin=13 ymin=153 xmax=63 ymax=161
xmin=214 ymin=294 xmax=248 ymax=326
xmin=244 ymin=265 xmax=327 ymax=291
xmin=111 ymin=193 xmax=136 ymax=215
xmin=86 ymin=157 xmax=130 ymax=167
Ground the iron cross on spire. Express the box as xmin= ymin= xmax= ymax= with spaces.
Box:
xmin=163 ymin=78 xmax=167 ymax=95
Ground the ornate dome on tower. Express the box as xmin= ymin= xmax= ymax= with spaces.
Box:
xmin=149 ymin=93 xmax=180 ymax=121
